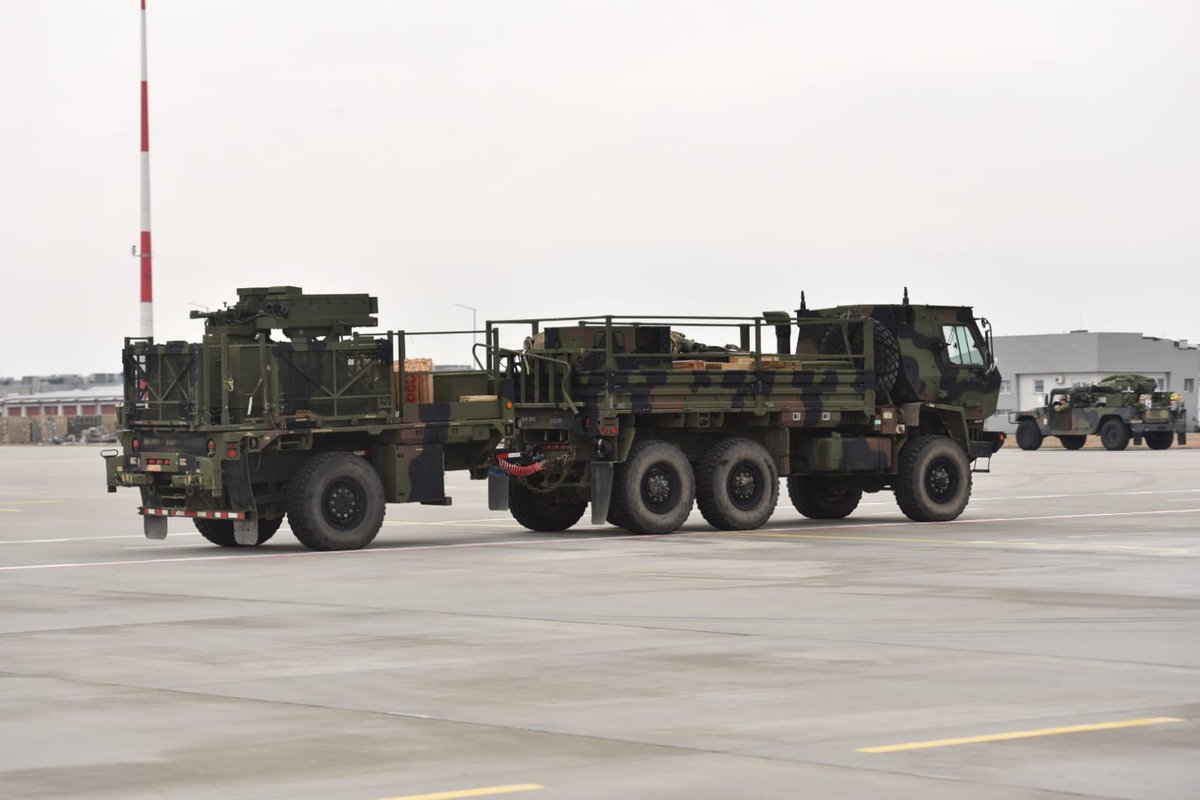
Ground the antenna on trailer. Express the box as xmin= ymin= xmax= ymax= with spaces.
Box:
xmin=132 ymin=0 xmax=154 ymax=339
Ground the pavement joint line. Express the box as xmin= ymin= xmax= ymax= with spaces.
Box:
xmin=857 ymin=716 xmax=1185 ymax=753
xmin=4 ymin=507 xmax=1200 ymax=572
xmin=736 ymin=532 xmax=1193 ymax=555
xmin=858 ymin=487 xmax=1200 ymax=507
xmin=379 ymin=784 xmax=543 ymax=800
xmin=0 ymin=664 xmax=1122 ymax=800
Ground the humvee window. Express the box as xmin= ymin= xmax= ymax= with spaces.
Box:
xmin=942 ymin=324 xmax=984 ymax=366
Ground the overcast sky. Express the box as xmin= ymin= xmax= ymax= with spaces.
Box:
xmin=1 ymin=1 xmax=1197 ymax=375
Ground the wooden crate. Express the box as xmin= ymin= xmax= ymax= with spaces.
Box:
xmin=394 ymin=358 xmax=435 ymax=404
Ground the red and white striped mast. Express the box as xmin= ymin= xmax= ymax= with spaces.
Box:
xmin=137 ymin=0 xmax=153 ymax=338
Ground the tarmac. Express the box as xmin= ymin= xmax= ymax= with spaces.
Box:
xmin=1 ymin=445 xmax=1197 ymax=799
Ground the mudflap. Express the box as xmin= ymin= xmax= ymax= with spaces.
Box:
xmin=590 ymin=462 xmax=614 ymax=525
xmin=143 ymin=515 xmax=168 ymax=540
xmin=139 ymin=486 xmax=167 ymax=539
xmin=488 ymin=468 xmax=509 ymax=511
xmin=233 ymin=520 xmax=258 ymax=546
xmin=221 ymin=454 xmax=258 ymax=536
xmin=1180 ymin=431 xmax=1188 ymax=446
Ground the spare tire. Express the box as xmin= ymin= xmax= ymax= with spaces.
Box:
xmin=819 ymin=319 xmax=900 ymax=396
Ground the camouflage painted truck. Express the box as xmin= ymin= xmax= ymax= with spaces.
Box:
xmin=105 ymin=286 xmax=510 ymax=550
xmin=485 ymin=293 xmax=1005 ymax=534
xmin=1011 ymin=374 xmax=1188 ymax=451
xmin=105 ymin=287 xmax=1005 ymax=549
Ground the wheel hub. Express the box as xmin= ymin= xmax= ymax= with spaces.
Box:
xmin=641 ymin=466 xmax=676 ymax=511
xmin=924 ymin=457 xmax=957 ymax=502
xmin=323 ymin=479 xmax=365 ymax=529
xmin=727 ymin=462 xmax=763 ymax=510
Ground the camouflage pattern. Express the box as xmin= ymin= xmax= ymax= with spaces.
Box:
xmin=106 ymin=287 xmax=508 ymax=537
xmin=104 ymin=287 xmax=1003 ymax=542
xmin=494 ymin=298 xmax=1003 ymax=498
xmin=1012 ymin=374 xmax=1188 ymax=446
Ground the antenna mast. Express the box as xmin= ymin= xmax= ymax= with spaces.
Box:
xmin=137 ymin=0 xmax=154 ymax=338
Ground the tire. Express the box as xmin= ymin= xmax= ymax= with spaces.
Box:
xmin=286 ymin=452 xmax=386 ymax=551
xmin=1016 ymin=420 xmax=1043 ymax=451
xmin=609 ymin=439 xmax=695 ymax=534
xmin=819 ymin=320 xmax=900 ymax=395
xmin=895 ymin=435 xmax=972 ymax=522
xmin=1059 ymin=435 xmax=1086 ymax=450
xmin=1144 ymin=431 xmax=1174 ymax=450
xmin=787 ymin=475 xmax=862 ymax=520
xmin=1099 ymin=419 xmax=1131 ymax=451
xmin=509 ymin=481 xmax=587 ymax=531
xmin=193 ymin=516 xmax=282 ymax=547
xmin=696 ymin=438 xmax=779 ymax=530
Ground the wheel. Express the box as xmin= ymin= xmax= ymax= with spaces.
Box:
xmin=1099 ymin=418 xmax=1131 ymax=451
xmin=609 ymin=440 xmax=695 ymax=534
xmin=509 ymin=481 xmax=587 ymax=531
xmin=787 ymin=475 xmax=863 ymax=519
xmin=895 ymin=435 xmax=972 ymax=522
xmin=1016 ymin=420 xmax=1043 ymax=451
xmin=286 ymin=452 xmax=386 ymax=550
xmin=1144 ymin=431 xmax=1174 ymax=450
xmin=819 ymin=320 xmax=900 ymax=395
xmin=1058 ymin=435 xmax=1086 ymax=450
xmin=193 ymin=516 xmax=282 ymax=547
xmin=696 ymin=438 xmax=779 ymax=530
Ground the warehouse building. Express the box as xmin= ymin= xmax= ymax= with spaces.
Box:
xmin=989 ymin=331 xmax=1199 ymax=432
xmin=0 ymin=386 xmax=123 ymax=444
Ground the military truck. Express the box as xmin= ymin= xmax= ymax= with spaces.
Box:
xmin=486 ymin=293 xmax=1004 ymax=534
xmin=105 ymin=287 xmax=1004 ymax=549
xmin=1011 ymin=374 xmax=1188 ymax=451
xmin=105 ymin=287 xmax=509 ymax=550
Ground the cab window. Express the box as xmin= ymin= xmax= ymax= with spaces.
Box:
xmin=941 ymin=324 xmax=984 ymax=366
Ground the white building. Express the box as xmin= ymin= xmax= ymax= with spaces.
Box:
xmin=989 ymin=331 xmax=1199 ymax=432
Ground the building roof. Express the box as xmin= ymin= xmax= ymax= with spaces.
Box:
xmin=0 ymin=387 xmax=123 ymax=406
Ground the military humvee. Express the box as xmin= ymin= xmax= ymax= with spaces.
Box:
xmin=1011 ymin=374 xmax=1187 ymax=451
xmin=105 ymin=287 xmax=1003 ymax=550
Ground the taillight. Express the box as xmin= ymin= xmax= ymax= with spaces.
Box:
xmin=227 ymin=447 xmax=238 ymax=458
xmin=131 ymin=437 xmax=141 ymax=452
xmin=206 ymin=439 xmax=216 ymax=456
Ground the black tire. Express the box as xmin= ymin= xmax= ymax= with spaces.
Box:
xmin=1016 ymin=420 xmax=1043 ymax=451
xmin=1059 ymin=435 xmax=1086 ymax=450
xmin=819 ymin=319 xmax=900 ymax=395
xmin=895 ymin=435 xmax=972 ymax=522
xmin=193 ymin=516 xmax=282 ymax=547
xmin=286 ymin=452 xmax=386 ymax=551
xmin=1144 ymin=432 xmax=1174 ymax=450
xmin=509 ymin=481 xmax=587 ymax=531
xmin=696 ymin=438 xmax=779 ymax=530
xmin=787 ymin=475 xmax=862 ymax=519
xmin=1099 ymin=419 xmax=1131 ymax=451
xmin=609 ymin=439 xmax=695 ymax=534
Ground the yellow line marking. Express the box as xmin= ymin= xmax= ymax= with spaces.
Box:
xmin=858 ymin=717 xmax=1183 ymax=753
xmin=381 ymin=784 xmax=544 ymax=800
